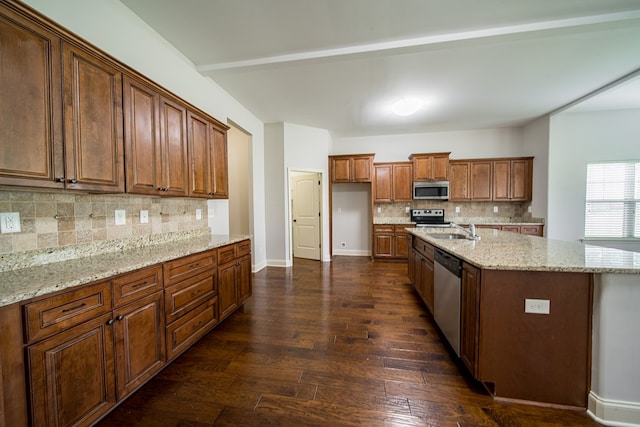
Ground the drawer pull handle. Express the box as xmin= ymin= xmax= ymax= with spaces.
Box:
xmin=191 ymin=290 xmax=201 ymax=298
xmin=62 ymin=303 xmax=86 ymax=313
xmin=191 ymin=263 xmax=200 ymax=269
xmin=131 ymin=281 xmax=148 ymax=289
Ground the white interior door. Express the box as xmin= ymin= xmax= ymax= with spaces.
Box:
xmin=292 ymin=172 xmax=321 ymax=260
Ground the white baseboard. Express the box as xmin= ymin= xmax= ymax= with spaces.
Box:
xmin=265 ymin=259 xmax=292 ymax=267
xmin=332 ymin=249 xmax=371 ymax=257
xmin=588 ymin=391 xmax=640 ymax=426
xmin=252 ymin=260 xmax=267 ymax=272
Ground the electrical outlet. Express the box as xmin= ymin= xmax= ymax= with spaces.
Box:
xmin=493 ymin=206 xmax=499 ymax=213
xmin=115 ymin=209 xmax=126 ymax=225
xmin=340 ymin=242 xmax=347 ymax=248
xmin=140 ymin=210 xmax=149 ymax=224
xmin=405 ymin=206 xmax=410 ymax=213
xmin=455 ymin=206 xmax=460 ymax=213
xmin=525 ymin=298 xmax=550 ymax=314
xmin=377 ymin=207 xmax=381 ymax=213
xmin=0 ymin=212 xmax=21 ymax=233
xmin=528 ymin=205 xmax=532 ymax=213
xmin=195 ymin=209 xmax=202 ymax=220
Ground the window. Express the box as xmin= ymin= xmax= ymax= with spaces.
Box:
xmin=585 ymin=161 xmax=640 ymax=239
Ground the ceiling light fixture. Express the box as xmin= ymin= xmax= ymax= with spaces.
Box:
xmin=391 ymin=97 xmax=423 ymax=116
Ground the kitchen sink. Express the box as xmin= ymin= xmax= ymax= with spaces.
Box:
xmin=429 ymin=233 xmax=468 ymax=240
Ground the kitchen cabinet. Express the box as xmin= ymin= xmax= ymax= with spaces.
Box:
xmin=492 ymin=158 xmax=532 ymax=201
xmin=409 ymin=153 xmax=450 ymax=181
xmin=164 ymin=250 xmax=218 ymax=361
xmin=24 ymin=266 xmax=165 ymax=426
xmin=62 ymin=42 xmax=125 ymax=192
xmin=0 ymin=5 xmax=63 ymax=190
xmin=460 ymin=262 xmax=480 ymax=377
xmin=373 ymin=162 xmax=413 ymax=202
xmin=476 ymin=224 xmax=543 ymax=236
xmin=373 ymin=225 xmax=410 ymax=260
xmin=448 ymin=160 xmax=492 ymax=201
xmin=0 ymin=303 xmax=28 ymax=427
xmin=188 ymin=111 xmax=229 ymax=199
xmin=408 ymin=235 xmax=435 ymax=313
xmin=123 ymin=74 xmax=189 ymax=196
xmin=218 ymin=240 xmax=252 ymax=320
xmin=329 ymin=154 xmax=374 ymax=183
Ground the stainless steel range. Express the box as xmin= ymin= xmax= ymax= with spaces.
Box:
xmin=410 ymin=209 xmax=450 ymax=228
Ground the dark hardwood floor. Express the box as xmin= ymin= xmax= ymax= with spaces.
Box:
xmin=97 ymin=256 xmax=601 ymax=426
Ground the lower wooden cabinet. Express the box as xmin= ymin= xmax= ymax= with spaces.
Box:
xmin=373 ymin=224 xmax=411 ymax=260
xmin=460 ymin=262 xmax=480 ymax=377
xmin=17 ymin=239 xmax=252 ymax=427
xmin=408 ymin=236 xmax=435 ymax=313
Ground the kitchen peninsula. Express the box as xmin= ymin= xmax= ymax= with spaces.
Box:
xmin=407 ymin=227 xmax=640 ymax=426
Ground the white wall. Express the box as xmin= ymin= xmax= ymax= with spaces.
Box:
xmin=332 ymin=184 xmax=372 ymax=256
xmin=264 ymin=124 xmax=287 ymax=266
xmin=24 ymin=0 xmax=268 ymax=270
xmin=332 ymin=128 xmax=526 ymax=161
xmin=523 ymin=116 xmax=551 ymax=224
xmin=548 ymin=109 xmax=640 ymax=251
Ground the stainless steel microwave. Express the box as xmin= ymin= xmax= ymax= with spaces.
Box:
xmin=413 ymin=181 xmax=449 ymax=200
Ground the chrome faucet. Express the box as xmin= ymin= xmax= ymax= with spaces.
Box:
xmin=469 ymin=223 xmax=476 ymax=239
xmin=450 ymin=222 xmax=480 ymax=240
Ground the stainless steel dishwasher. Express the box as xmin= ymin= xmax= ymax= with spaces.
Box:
xmin=433 ymin=248 xmax=462 ymax=357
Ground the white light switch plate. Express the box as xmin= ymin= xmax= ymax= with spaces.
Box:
xmin=525 ymin=298 xmax=550 ymax=314
xmin=115 ymin=209 xmax=126 ymax=225
xmin=493 ymin=206 xmax=499 ymax=213
xmin=140 ymin=210 xmax=149 ymax=224
xmin=195 ymin=209 xmax=202 ymax=220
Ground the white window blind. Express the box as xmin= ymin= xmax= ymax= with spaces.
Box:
xmin=585 ymin=161 xmax=640 ymax=239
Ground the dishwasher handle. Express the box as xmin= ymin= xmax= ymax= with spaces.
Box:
xmin=434 ymin=248 xmax=462 ymax=277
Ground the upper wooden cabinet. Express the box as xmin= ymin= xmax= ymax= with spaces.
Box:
xmin=493 ymin=158 xmax=532 ymax=201
xmin=449 ymin=157 xmax=532 ymax=202
xmin=0 ymin=6 xmax=63 ymax=189
xmin=62 ymin=42 xmax=125 ymax=192
xmin=373 ymin=162 xmax=413 ymax=202
xmin=123 ymin=75 xmax=189 ymax=197
xmin=409 ymin=153 xmax=450 ymax=181
xmin=330 ymin=154 xmax=374 ymax=183
xmin=188 ymin=112 xmax=229 ymax=199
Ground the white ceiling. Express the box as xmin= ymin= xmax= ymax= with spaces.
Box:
xmin=120 ymin=0 xmax=640 ymax=137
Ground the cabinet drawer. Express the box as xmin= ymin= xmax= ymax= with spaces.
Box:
xmin=237 ymin=240 xmax=251 ymax=257
xmin=217 ymin=244 xmax=236 ymax=265
xmin=23 ymin=281 xmax=112 ymax=344
xmin=166 ymin=297 xmax=218 ymax=361
xmin=412 ymin=238 xmax=434 ymax=261
xmin=163 ymin=250 xmax=216 ymax=287
xmin=164 ymin=270 xmax=216 ymax=324
xmin=113 ymin=265 xmax=163 ymax=308
xmin=394 ymin=225 xmax=411 ymax=233
xmin=520 ymin=225 xmax=542 ymax=236
xmin=373 ymin=225 xmax=394 ymax=233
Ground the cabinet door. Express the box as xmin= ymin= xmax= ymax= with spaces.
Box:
xmin=62 ymin=43 xmax=124 ymax=192
xmin=331 ymin=157 xmax=352 ymax=182
xmin=492 ymin=160 xmax=511 ymax=201
xmin=113 ymin=291 xmax=165 ymax=400
xmin=211 ymin=123 xmax=229 ymax=198
xmin=0 ymin=8 xmax=64 ymax=189
xmin=470 ymin=161 xmax=492 ymax=201
xmin=407 ymin=246 xmax=416 ymax=284
xmin=373 ymin=227 xmax=394 ymax=258
xmin=159 ymin=96 xmax=189 ymax=196
xmin=237 ymin=254 xmax=252 ymax=304
xmin=392 ymin=163 xmax=413 ymax=202
xmin=412 ymin=156 xmax=433 ymax=182
xmin=123 ymin=75 xmax=162 ymax=195
xmin=448 ymin=162 xmax=470 ymax=201
xmin=373 ymin=164 xmax=393 ymax=202
xmin=432 ymin=154 xmax=450 ymax=180
xmin=461 ymin=262 xmax=480 ymax=378
xmin=421 ymin=256 xmax=434 ymax=313
xmin=510 ymin=159 xmax=531 ymax=201
xmin=218 ymin=261 xmax=238 ymax=320
xmin=27 ymin=313 xmax=116 ymax=427
xmin=187 ymin=110 xmax=212 ymax=198
xmin=394 ymin=230 xmax=409 ymax=259
xmin=352 ymin=155 xmax=372 ymax=182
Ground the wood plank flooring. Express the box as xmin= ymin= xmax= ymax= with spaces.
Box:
xmin=96 ymin=256 xmax=601 ymax=426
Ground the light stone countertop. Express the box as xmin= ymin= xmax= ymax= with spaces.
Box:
xmin=407 ymin=227 xmax=640 ymax=274
xmin=0 ymin=233 xmax=251 ymax=308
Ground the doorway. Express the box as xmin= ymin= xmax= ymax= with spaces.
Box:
xmin=290 ymin=171 xmax=321 ymax=261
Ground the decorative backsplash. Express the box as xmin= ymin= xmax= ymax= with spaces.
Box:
xmin=374 ymin=200 xmax=531 ymax=220
xmin=0 ymin=190 xmax=208 ymax=254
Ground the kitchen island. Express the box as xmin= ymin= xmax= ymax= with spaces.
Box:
xmin=407 ymin=227 xmax=640 ymax=427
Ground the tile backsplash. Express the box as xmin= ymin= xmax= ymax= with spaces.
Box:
xmin=0 ymin=190 xmax=208 ymax=254
xmin=374 ymin=200 xmax=531 ymax=220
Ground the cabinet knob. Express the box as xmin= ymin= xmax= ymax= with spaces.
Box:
xmin=56 ymin=177 xmax=65 ymax=183
xmin=116 ymin=315 xmax=124 ymax=321
xmin=106 ymin=319 xmax=114 ymax=326
xmin=68 ymin=178 xmax=77 ymax=184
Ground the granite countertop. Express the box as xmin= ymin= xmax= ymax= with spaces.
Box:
xmin=373 ymin=216 xmax=544 ymax=225
xmin=0 ymin=233 xmax=251 ymax=308
xmin=407 ymin=227 xmax=640 ymax=274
